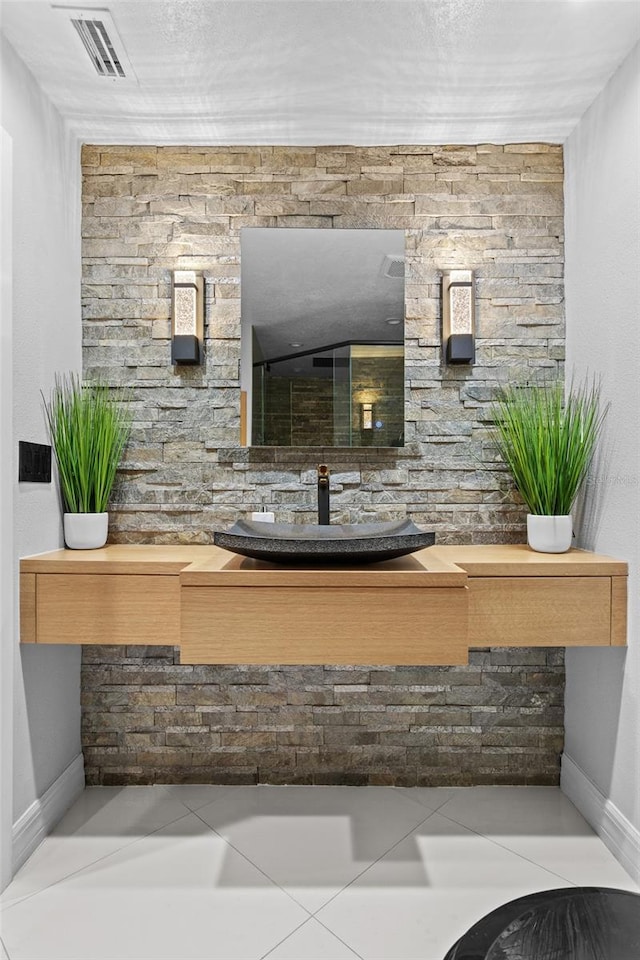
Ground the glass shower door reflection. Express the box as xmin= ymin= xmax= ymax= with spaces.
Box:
xmin=251 ymin=342 xmax=404 ymax=447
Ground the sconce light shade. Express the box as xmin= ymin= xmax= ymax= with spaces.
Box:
xmin=171 ymin=270 xmax=204 ymax=364
xmin=442 ymin=269 xmax=475 ymax=365
xmin=361 ymin=402 xmax=373 ymax=430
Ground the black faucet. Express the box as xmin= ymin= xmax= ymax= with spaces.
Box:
xmin=317 ymin=464 xmax=330 ymax=525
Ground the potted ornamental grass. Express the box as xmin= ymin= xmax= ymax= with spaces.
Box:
xmin=43 ymin=373 xmax=131 ymax=549
xmin=490 ymin=378 xmax=607 ymax=553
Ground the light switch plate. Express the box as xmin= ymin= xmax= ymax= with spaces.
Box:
xmin=18 ymin=441 xmax=52 ymax=483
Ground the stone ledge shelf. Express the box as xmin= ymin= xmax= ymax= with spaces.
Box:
xmin=20 ymin=544 xmax=627 ymax=666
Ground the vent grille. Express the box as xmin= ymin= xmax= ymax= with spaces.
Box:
xmin=71 ymin=16 xmax=125 ymax=77
xmin=54 ymin=7 xmax=136 ymax=81
xmin=381 ymin=255 xmax=405 ymax=279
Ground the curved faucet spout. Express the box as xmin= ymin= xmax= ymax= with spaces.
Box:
xmin=317 ymin=464 xmax=330 ymax=525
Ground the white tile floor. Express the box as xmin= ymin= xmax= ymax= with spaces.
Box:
xmin=0 ymin=785 xmax=637 ymax=960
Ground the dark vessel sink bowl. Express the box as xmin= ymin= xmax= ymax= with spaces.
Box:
xmin=214 ymin=519 xmax=435 ymax=565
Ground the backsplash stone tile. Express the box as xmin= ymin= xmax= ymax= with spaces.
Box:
xmin=81 ymin=143 xmax=565 ymax=786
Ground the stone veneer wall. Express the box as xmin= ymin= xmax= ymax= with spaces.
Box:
xmin=83 ymin=647 xmax=565 ymax=786
xmin=81 ymin=143 xmax=565 ymax=785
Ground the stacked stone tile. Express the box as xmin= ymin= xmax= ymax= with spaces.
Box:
xmin=82 ymin=647 xmax=565 ymax=786
xmin=81 ymin=143 xmax=564 ymax=543
xmin=81 ymin=143 xmax=566 ymax=786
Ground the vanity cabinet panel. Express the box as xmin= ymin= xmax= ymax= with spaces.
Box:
xmin=35 ymin=574 xmax=179 ymax=645
xmin=20 ymin=573 xmax=37 ymax=643
xmin=180 ymin=585 xmax=469 ymax=665
xmin=611 ymin=577 xmax=628 ymax=646
xmin=468 ymin=576 xmax=612 ymax=647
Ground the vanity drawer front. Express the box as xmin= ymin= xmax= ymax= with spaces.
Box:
xmin=181 ymin=585 xmax=468 ymax=665
xmin=468 ymin=576 xmax=612 ymax=647
xmin=36 ymin=574 xmax=179 ymax=645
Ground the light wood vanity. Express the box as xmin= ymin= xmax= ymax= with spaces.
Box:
xmin=179 ymin=549 xmax=469 ymax=664
xmin=19 ymin=546 xmax=211 ymax=647
xmin=432 ymin=545 xmax=628 ymax=649
xmin=20 ymin=544 xmax=627 ymax=665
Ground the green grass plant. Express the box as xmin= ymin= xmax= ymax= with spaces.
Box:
xmin=490 ymin=378 xmax=606 ymax=516
xmin=43 ymin=373 xmax=131 ymax=514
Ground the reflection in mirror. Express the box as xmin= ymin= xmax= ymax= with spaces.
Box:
xmin=241 ymin=228 xmax=405 ymax=447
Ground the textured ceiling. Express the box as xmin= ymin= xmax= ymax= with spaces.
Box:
xmin=2 ymin=0 xmax=640 ymax=144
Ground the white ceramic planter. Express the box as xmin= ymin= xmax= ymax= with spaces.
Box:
xmin=64 ymin=512 xmax=108 ymax=550
xmin=527 ymin=514 xmax=573 ymax=554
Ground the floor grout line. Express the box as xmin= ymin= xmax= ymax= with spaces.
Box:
xmin=309 ymin=806 xmax=439 ymax=918
xmin=188 ymin=807 xmax=317 ymax=918
xmin=309 ymin=914 xmax=366 ymax=959
xmin=392 ymin=789 xmax=460 ymax=818
xmin=0 ymin=783 xmax=251 ymax=916
xmin=408 ymin=792 xmax=459 ymax=815
xmin=0 ymin=805 xmax=198 ymax=916
xmin=189 ymin=795 xmax=438 ymax=927
xmin=256 ymin=913 xmax=365 ymax=960
xmin=169 ymin=783 xmax=247 ymax=815
xmin=433 ymin=806 xmax=583 ymax=888
xmin=258 ymin=916 xmax=314 ymax=960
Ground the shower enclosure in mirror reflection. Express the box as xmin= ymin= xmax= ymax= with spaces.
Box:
xmin=241 ymin=228 xmax=405 ymax=447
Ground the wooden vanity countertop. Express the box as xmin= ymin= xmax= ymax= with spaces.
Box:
xmin=20 ymin=544 xmax=216 ymax=575
xmin=179 ymin=547 xmax=466 ymax=588
xmin=20 ymin=543 xmax=628 ymax=580
xmin=431 ymin=544 xmax=628 ymax=577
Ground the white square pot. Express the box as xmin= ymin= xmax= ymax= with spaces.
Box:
xmin=63 ymin=512 xmax=108 ymax=550
xmin=526 ymin=514 xmax=572 ymax=553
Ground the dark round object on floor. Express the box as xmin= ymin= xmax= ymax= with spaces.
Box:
xmin=443 ymin=886 xmax=640 ymax=960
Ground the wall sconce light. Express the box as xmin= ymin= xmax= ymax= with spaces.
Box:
xmin=442 ymin=269 xmax=475 ymax=364
xmin=361 ymin=402 xmax=374 ymax=430
xmin=171 ymin=270 xmax=204 ymax=364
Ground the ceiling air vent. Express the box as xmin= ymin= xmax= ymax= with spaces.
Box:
xmin=380 ymin=255 xmax=405 ymax=280
xmin=53 ymin=7 xmax=136 ymax=80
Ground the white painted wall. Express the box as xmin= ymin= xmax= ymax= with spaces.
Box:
xmin=564 ymin=42 xmax=640 ymax=871
xmin=1 ymin=125 xmax=15 ymax=892
xmin=0 ymin=35 xmax=83 ymax=887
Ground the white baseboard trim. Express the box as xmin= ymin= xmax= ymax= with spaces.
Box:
xmin=561 ymin=753 xmax=640 ymax=885
xmin=12 ymin=753 xmax=85 ymax=874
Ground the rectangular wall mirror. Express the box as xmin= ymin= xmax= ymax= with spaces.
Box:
xmin=240 ymin=228 xmax=405 ymax=447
